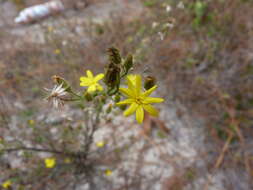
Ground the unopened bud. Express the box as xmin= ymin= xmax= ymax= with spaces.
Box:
xmin=100 ymin=95 xmax=107 ymax=104
xmin=84 ymin=92 xmax=93 ymax=101
xmin=52 ymin=75 xmax=71 ymax=92
xmin=108 ymin=47 xmax=121 ymax=65
xmin=106 ymin=104 xmax=112 ymax=113
xmin=123 ymin=54 xmax=133 ymax=73
xmin=114 ymin=94 xmax=121 ymax=103
xmin=119 ymin=104 xmax=127 ymax=111
xmin=144 ymin=76 xmax=156 ymax=90
xmin=104 ymin=65 xmax=121 ymax=88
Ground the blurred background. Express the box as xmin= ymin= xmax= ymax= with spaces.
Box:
xmin=0 ymin=0 xmax=252 ymax=189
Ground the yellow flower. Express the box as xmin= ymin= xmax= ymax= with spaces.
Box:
xmin=96 ymin=141 xmax=105 ymax=148
xmin=2 ymin=180 xmax=12 ymax=189
xmin=54 ymin=49 xmax=61 ymax=55
xmin=64 ymin=158 xmax=72 ymax=164
xmin=45 ymin=158 xmax=56 ymax=168
xmin=80 ymin=70 xmax=104 ymax=93
xmin=28 ymin=119 xmax=35 ymax=125
xmin=48 ymin=26 xmax=53 ymax=32
xmin=117 ymin=75 xmax=164 ymax=123
xmin=105 ymin=169 xmax=112 ymax=176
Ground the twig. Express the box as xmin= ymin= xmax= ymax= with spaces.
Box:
xmin=2 ymin=147 xmax=74 ymax=157
xmin=204 ymin=132 xmax=233 ymax=190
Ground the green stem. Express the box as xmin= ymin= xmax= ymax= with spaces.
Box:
xmin=70 ymin=91 xmax=82 ymax=99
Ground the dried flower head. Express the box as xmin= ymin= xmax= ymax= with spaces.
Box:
xmin=152 ymin=22 xmax=158 ymax=28
xmin=177 ymin=1 xmax=185 ymax=9
xmin=165 ymin=5 xmax=172 ymax=12
xmin=45 ymin=83 xmax=68 ymax=108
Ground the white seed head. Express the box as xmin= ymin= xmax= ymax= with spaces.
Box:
xmin=165 ymin=5 xmax=172 ymax=13
xmin=177 ymin=2 xmax=185 ymax=9
xmin=152 ymin=22 xmax=159 ymax=29
xmin=45 ymin=83 xmax=67 ymax=108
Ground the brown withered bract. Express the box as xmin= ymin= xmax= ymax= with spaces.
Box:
xmin=144 ymin=76 xmax=156 ymax=90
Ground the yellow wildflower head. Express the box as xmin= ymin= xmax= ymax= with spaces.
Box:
xmin=64 ymin=158 xmax=72 ymax=164
xmin=117 ymin=75 xmax=164 ymax=123
xmin=80 ymin=70 xmax=104 ymax=93
xmin=28 ymin=119 xmax=35 ymax=125
xmin=96 ymin=141 xmax=105 ymax=148
xmin=54 ymin=49 xmax=61 ymax=55
xmin=44 ymin=158 xmax=56 ymax=168
xmin=105 ymin=169 xmax=112 ymax=176
xmin=2 ymin=180 xmax=12 ymax=189
xmin=48 ymin=26 xmax=53 ymax=32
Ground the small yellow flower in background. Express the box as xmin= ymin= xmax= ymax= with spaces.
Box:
xmin=105 ymin=169 xmax=112 ymax=176
xmin=54 ymin=49 xmax=61 ymax=55
xmin=64 ymin=158 xmax=72 ymax=164
xmin=80 ymin=70 xmax=104 ymax=93
xmin=117 ymin=75 xmax=164 ymax=123
xmin=96 ymin=141 xmax=105 ymax=148
xmin=45 ymin=158 xmax=56 ymax=168
xmin=28 ymin=119 xmax=35 ymax=125
xmin=47 ymin=26 xmax=53 ymax=32
xmin=2 ymin=180 xmax=12 ymax=189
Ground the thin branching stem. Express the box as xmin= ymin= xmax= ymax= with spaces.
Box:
xmin=2 ymin=147 xmax=75 ymax=157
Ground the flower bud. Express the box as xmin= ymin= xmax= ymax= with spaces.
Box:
xmin=108 ymin=47 xmax=121 ymax=65
xmin=114 ymin=94 xmax=121 ymax=103
xmin=106 ymin=104 xmax=112 ymax=113
xmin=144 ymin=76 xmax=156 ymax=90
xmin=99 ymin=95 xmax=107 ymax=104
xmin=104 ymin=66 xmax=121 ymax=87
xmin=84 ymin=92 xmax=93 ymax=101
xmin=119 ymin=104 xmax=127 ymax=111
xmin=123 ymin=54 xmax=133 ymax=73
xmin=52 ymin=75 xmax=71 ymax=92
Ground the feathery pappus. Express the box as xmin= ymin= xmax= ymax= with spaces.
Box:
xmin=15 ymin=0 xmax=65 ymax=24
xmin=45 ymin=83 xmax=68 ymax=108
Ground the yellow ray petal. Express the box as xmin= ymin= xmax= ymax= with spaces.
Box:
xmin=80 ymin=76 xmax=89 ymax=82
xmin=117 ymin=99 xmax=134 ymax=105
xmin=143 ymin=97 xmax=164 ymax=104
xmin=124 ymin=103 xmax=138 ymax=116
xmin=136 ymin=106 xmax=144 ymax=123
xmin=142 ymin=85 xmax=157 ymax=97
xmin=143 ymin=104 xmax=159 ymax=116
xmin=80 ymin=81 xmax=91 ymax=86
xmin=86 ymin=70 xmax=93 ymax=78
xmin=119 ymin=87 xmax=135 ymax=98
xmin=135 ymin=75 xmax=142 ymax=95
xmin=127 ymin=74 xmax=137 ymax=84
xmin=126 ymin=76 xmax=136 ymax=92
xmin=94 ymin=73 xmax=104 ymax=82
xmin=87 ymin=85 xmax=96 ymax=92
xmin=96 ymin=84 xmax=104 ymax=91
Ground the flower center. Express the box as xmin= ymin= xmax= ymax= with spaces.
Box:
xmin=135 ymin=97 xmax=143 ymax=105
xmin=90 ymin=79 xmax=97 ymax=85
